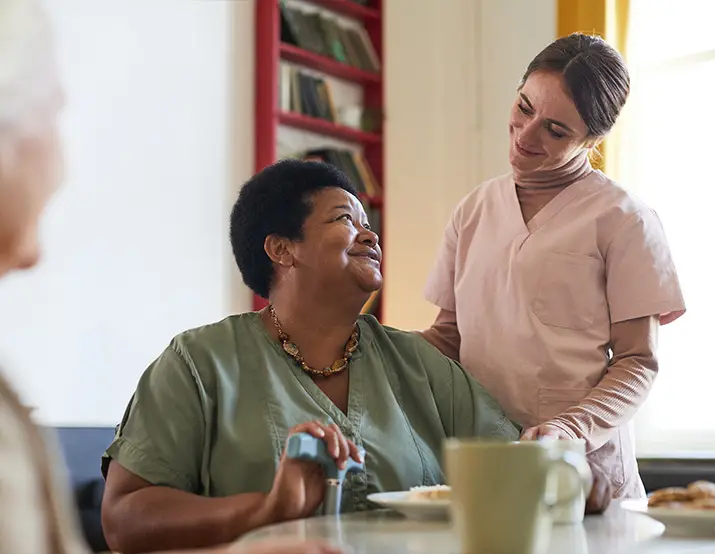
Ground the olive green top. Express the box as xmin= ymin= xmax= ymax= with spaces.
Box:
xmin=103 ymin=313 xmax=519 ymax=512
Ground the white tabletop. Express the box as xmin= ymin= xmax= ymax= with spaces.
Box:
xmin=239 ymin=502 xmax=715 ymax=553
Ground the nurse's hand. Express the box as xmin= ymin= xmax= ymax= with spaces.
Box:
xmin=520 ymin=423 xmax=572 ymax=441
xmin=264 ymin=421 xmax=363 ymax=524
xmin=585 ymin=462 xmax=612 ymax=514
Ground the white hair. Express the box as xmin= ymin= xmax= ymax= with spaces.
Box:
xmin=0 ymin=0 xmax=58 ymax=136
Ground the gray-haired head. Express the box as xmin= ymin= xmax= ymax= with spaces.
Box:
xmin=0 ymin=0 xmax=64 ymax=276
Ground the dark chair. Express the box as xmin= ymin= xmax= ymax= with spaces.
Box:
xmin=53 ymin=426 xmax=116 ymax=553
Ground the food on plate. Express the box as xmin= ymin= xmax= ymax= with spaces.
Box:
xmin=647 ymin=487 xmax=692 ymax=505
xmin=647 ymin=480 xmax=715 ymax=509
xmin=407 ymin=485 xmax=451 ymax=501
xmin=654 ymin=501 xmax=690 ymax=510
xmin=687 ymin=480 xmax=715 ymax=500
xmin=692 ymin=498 xmax=715 ymax=510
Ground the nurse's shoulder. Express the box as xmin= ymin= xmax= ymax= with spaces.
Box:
xmin=586 ymin=171 xmax=665 ymax=246
xmin=450 ymin=173 xmax=514 ymax=229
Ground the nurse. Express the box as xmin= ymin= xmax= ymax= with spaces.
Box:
xmin=421 ymin=33 xmax=685 ymax=499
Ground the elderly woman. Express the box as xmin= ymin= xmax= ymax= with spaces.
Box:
xmin=0 ymin=2 xmax=342 ymax=554
xmin=101 ymin=159 xmax=612 ymax=554
xmin=100 ymin=159 xmax=521 ymax=553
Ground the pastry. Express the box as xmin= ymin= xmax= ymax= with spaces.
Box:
xmin=647 ymin=480 xmax=715 ymax=509
xmin=692 ymin=498 xmax=715 ymax=510
xmin=687 ymin=480 xmax=715 ymax=500
xmin=652 ymin=501 xmax=690 ymax=510
xmin=408 ymin=485 xmax=451 ymax=501
xmin=647 ymin=487 xmax=691 ymax=506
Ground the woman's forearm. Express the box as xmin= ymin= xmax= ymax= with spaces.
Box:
xmin=548 ymin=316 xmax=659 ymax=451
xmin=103 ymin=486 xmax=275 ymax=554
xmin=419 ymin=308 xmax=461 ymax=361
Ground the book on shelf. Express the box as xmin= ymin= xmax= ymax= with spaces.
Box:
xmin=280 ymin=2 xmax=380 ymax=73
xmin=279 ymin=65 xmax=381 ymax=136
xmin=297 ymin=147 xmax=382 ymax=197
xmin=280 ymin=65 xmax=338 ymax=123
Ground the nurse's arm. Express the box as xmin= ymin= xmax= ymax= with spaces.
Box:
xmin=545 ymin=315 xmax=658 ymax=451
xmin=419 ymin=309 xmax=461 ymax=361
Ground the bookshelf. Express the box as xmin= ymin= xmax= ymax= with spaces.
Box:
xmin=254 ymin=0 xmax=384 ymax=320
xmin=277 ymin=111 xmax=382 ymax=144
xmin=279 ymin=43 xmax=381 ymax=84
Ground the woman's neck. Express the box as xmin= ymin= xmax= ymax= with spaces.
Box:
xmin=265 ymin=289 xmax=366 ymax=367
xmin=513 ymin=150 xmax=593 ymax=188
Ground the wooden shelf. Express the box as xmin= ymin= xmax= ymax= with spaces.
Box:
xmin=359 ymin=194 xmax=383 ymax=207
xmin=278 ymin=111 xmax=382 ymax=145
xmin=280 ymin=43 xmax=381 ymax=85
xmin=302 ymin=0 xmax=381 ymax=22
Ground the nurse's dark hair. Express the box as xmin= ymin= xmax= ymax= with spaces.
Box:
xmin=230 ymin=158 xmax=358 ymax=299
xmin=519 ymin=33 xmax=630 ymax=137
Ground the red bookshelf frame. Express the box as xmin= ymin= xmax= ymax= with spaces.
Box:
xmin=254 ymin=0 xmax=385 ymax=318
xmin=307 ymin=0 xmax=380 ymax=21
xmin=280 ymin=43 xmax=381 ymax=85
xmin=278 ymin=111 xmax=382 ymax=145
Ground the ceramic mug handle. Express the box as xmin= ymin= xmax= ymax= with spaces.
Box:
xmin=545 ymin=449 xmax=593 ymax=510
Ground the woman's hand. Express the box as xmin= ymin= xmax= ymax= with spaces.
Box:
xmin=520 ymin=423 xmax=572 ymax=441
xmin=264 ymin=420 xmax=363 ymax=523
xmin=585 ymin=462 xmax=612 ymax=514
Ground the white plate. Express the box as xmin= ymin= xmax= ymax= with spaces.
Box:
xmin=366 ymin=491 xmax=450 ymax=520
xmin=621 ymin=499 xmax=715 ymax=536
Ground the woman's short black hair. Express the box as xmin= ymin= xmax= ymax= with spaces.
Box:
xmin=230 ymin=159 xmax=358 ymax=299
xmin=520 ymin=33 xmax=630 ymax=137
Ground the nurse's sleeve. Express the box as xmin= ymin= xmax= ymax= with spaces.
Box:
xmin=421 ymin=210 xmax=463 ymax=359
xmin=545 ymin=209 xmax=685 ymax=451
xmin=547 ymin=315 xmax=658 ymax=451
xmin=606 ymin=209 xmax=685 ymax=325
xmin=101 ymin=342 xmax=205 ymax=493
xmin=424 ymin=211 xmax=459 ymax=313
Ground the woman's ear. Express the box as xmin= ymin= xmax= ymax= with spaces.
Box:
xmin=584 ymin=136 xmax=603 ymax=150
xmin=264 ymin=234 xmax=294 ymax=267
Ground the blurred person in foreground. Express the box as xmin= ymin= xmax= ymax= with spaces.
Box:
xmin=0 ymin=1 xmax=341 ymax=553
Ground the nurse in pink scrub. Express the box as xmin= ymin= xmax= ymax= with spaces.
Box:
xmin=421 ymin=33 xmax=685 ymax=499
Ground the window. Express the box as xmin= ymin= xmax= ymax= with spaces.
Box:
xmin=621 ymin=1 xmax=715 ymax=456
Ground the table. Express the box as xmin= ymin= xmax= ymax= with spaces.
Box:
xmin=238 ymin=503 xmax=715 ymax=553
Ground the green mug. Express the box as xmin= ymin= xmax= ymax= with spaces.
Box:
xmin=444 ymin=439 xmax=593 ymax=554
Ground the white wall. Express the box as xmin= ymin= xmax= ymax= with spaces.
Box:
xmin=476 ymin=0 xmax=556 ymax=181
xmin=0 ymin=0 xmax=255 ymax=425
xmin=383 ymin=0 xmax=555 ymax=329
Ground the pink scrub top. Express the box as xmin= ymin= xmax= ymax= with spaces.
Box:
xmin=425 ymin=171 xmax=685 ymax=497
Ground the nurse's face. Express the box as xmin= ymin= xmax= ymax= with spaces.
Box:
xmin=508 ymin=70 xmax=594 ymax=173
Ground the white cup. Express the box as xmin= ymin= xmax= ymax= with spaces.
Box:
xmin=551 ymin=439 xmax=591 ymax=524
xmin=444 ymin=439 xmax=592 ymax=554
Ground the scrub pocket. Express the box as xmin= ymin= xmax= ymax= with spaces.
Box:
xmin=532 ymin=252 xmax=604 ymax=330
